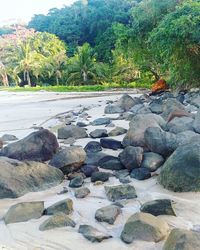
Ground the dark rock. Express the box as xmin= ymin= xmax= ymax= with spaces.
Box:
xmin=159 ymin=141 xmax=200 ymax=192
xmin=144 ymin=127 xmax=177 ymax=157
xmin=90 ymin=129 xmax=108 ymax=138
xmin=121 ymin=212 xmax=169 ymax=243
xmin=130 ymin=168 xmax=151 ymax=180
xmin=4 ymin=202 xmax=44 ymax=224
xmin=81 ymin=164 xmax=99 ymax=177
xmin=141 ymin=152 xmax=164 ymax=172
xmin=166 ymin=117 xmax=194 ymax=134
xmin=163 ymin=228 xmax=200 ymax=250
xmin=85 ymin=152 xmax=108 ymax=165
xmin=0 ymin=129 xmax=58 ymax=161
xmin=0 ymin=157 xmax=64 ymax=199
xmin=91 ymin=172 xmax=110 ymax=183
xmin=140 ymin=199 xmax=176 ymax=216
xmin=114 ymin=169 xmax=129 ymax=179
xmin=49 ymin=146 xmax=86 ymax=174
xmin=119 ymin=146 xmax=143 ymax=171
xmin=84 ymin=141 xmax=102 ymax=153
xmin=105 ymin=184 xmax=137 ymax=202
xmin=100 ymin=138 xmax=123 ymax=150
xmin=76 ymin=122 xmax=88 ymax=127
xmin=58 ymin=125 xmax=88 ymax=139
xmin=78 ymin=225 xmax=112 ymax=242
xmin=91 ymin=118 xmax=111 ymax=126
xmin=39 ymin=213 xmax=76 ymax=231
xmin=98 ymin=155 xmax=124 ymax=171
xmin=44 ymin=199 xmax=73 ymax=215
xmin=95 ymin=205 xmax=121 ymax=224
xmin=74 ymin=187 xmax=90 ymax=198
xmin=69 ymin=176 xmax=84 ymax=188
xmin=108 ymin=127 xmax=127 ymax=137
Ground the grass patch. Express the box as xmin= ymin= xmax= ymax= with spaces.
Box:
xmin=0 ymin=82 xmax=151 ymax=92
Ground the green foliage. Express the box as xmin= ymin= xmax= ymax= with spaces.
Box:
xmin=149 ymin=0 xmax=200 ymax=87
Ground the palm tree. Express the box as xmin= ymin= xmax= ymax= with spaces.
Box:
xmin=0 ymin=62 xmax=9 ymax=86
xmin=67 ymin=43 xmax=102 ymax=85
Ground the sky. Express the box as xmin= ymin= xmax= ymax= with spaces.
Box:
xmin=0 ymin=0 xmax=76 ymax=26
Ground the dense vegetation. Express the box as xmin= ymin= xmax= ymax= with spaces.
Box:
xmin=0 ymin=0 xmax=199 ymax=88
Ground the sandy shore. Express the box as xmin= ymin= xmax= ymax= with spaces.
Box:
xmin=0 ymin=91 xmax=200 ymax=250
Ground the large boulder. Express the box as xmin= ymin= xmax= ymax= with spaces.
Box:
xmin=163 ymin=228 xmax=200 ymax=250
xmin=144 ymin=127 xmax=177 ymax=157
xmin=105 ymin=184 xmax=137 ymax=202
xmin=39 ymin=213 xmax=76 ymax=231
xmin=161 ymin=98 xmax=186 ymax=120
xmin=95 ymin=205 xmax=121 ymax=224
xmin=0 ymin=157 xmax=64 ymax=198
xmin=176 ymin=130 xmax=200 ymax=146
xmin=104 ymin=104 xmax=124 ymax=114
xmin=121 ymin=212 xmax=169 ymax=243
xmin=0 ymin=129 xmax=59 ymax=161
xmin=49 ymin=147 xmax=86 ymax=174
xmin=78 ymin=225 xmax=112 ymax=242
xmin=58 ymin=125 xmax=88 ymax=139
xmin=159 ymin=141 xmax=200 ymax=192
xmin=119 ymin=146 xmax=143 ymax=171
xmin=4 ymin=202 xmax=44 ymax=224
xmin=122 ymin=114 xmax=165 ymax=148
xmin=118 ymin=94 xmax=140 ymax=111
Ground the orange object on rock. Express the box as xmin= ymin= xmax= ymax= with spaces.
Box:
xmin=151 ymin=79 xmax=168 ymax=94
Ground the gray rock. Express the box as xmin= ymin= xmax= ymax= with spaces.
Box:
xmin=91 ymin=118 xmax=111 ymax=126
xmin=119 ymin=146 xmax=143 ymax=171
xmin=129 ymin=104 xmax=144 ymax=114
xmin=90 ymin=129 xmax=108 ymax=138
xmin=58 ymin=125 xmax=88 ymax=139
xmin=105 ymin=184 xmax=137 ymax=202
xmin=140 ymin=199 xmax=176 ymax=216
xmin=159 ymin=141 xmax=200 ymax=192
xmin=0 ymin=157 xmax=64 ymax=199
xmin=39 ymin=213 xmax=76 ymax=231
xmin=149 ymin=100 xmax=163 ymax=114
xmin=44 ymin=199 xmax=73 ymax=215
xmin=118 ymin=94 xmax=140 ymax=111
xmin=91 ymin=172 xmax=110 ymax=182
xmin=69 ymin=176 xmax=84 ymax=188
xmin=163 ymin=228 xmax=200 ymax=250
xmin=130 ymin=168 xmax=151 ymax=180
xmin=74 ymin=187 xmax=90 ymax=198
xmin=141 ymin=152 xmax=164 ymax=172
xmin=144 ymin=127 xmax=177 ymax=157
xmin=161 ymin=98 xmax=186 ymax=120
xmin=176 ymin=130 xmax=200 ymax=146
xmin=95 ymin=205 xmax=121 ymax=224
xmin=121 ymin=212 xmax=169 ymax=243
xmin=104 ymin=104 xmax=124 ymax=114
xmin=4 ymin=202 xmax=44 ymax=224
xmin=0 ymin=129 xmax=59 ymax=162
xmin=86 ymin=152 xmax=108 ymax=165
xmin=78 ymin=225 xmax=112 ymax=242
xmin=166 ymin=117 xmax=194 ymax=134
xmin=84 ymin=141 xmax=102 ymax=153
xmin=114 ymin=169 xmax=129 ymax=179
xmin=108 ymin=127 xmax=127 ymax=137
xmin=98 ymin=155 xmax=124 ymax=170
xmin=0 ymin=134 xmax=18 ymax=142
xmin=122 ymin=114 xmax=165 ymax=148
xmin=49 ymin=147 xmax=86 ymax=174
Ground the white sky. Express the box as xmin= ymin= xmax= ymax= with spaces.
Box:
xmin=0 ymin=0 xmax=76 ymax=26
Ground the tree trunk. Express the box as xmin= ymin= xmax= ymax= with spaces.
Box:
xmin=26 ymin=71 xmax=31 ymax=86
xmin=56 ymin=76 xmax=59 ymax=86
xmin=83 ymin=71 xmax=87 ymax=83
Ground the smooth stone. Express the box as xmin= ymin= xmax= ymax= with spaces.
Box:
xmin=95 ymin=205 xmax=121 ymax=224
xmin=90 ymin=129 xmax=108 ymax=138
xmin=105 ymin=184 xmax=137 ymax=202
xmin=104 ymin=104 xmax=124 ymax=114
xmin=91 ymin=118 xmax=111 ymax=126
xmin=140 ymin=199 xmax=176 ymax=216
xmin=69 ymin=176 xmax=84 ymax=188
xmin=84 ymin=141 xmax=102 ymax=153
xmin=100 ymin=138 xmax=123 ymax=150
xmin=91 ymin=172 xmax=110 ymax=183
xmin=141 ymin=152 xmax=164 ymax=172
xmin=39 ymin=213 xmax=76 ymax=231
xmin=44 ymin=199 xmax=73 ymax=215
xmin=130 ymin=168 xmax=151 ymax=180
xmin=81 ymin=164 xmax=99 ymax=177
xmin=58 ymin=125 xmax=88 ymax=139
xmin=4 ymin=202 xmax=44 ymax=224
xmin=74 ymin=187 xmax=90 ymax=198
xmin=121 ymin=212 xmax=169 ymax=243
xmin=98 ymin=155 xmax=124 ymax=170
xmin=78 ymin=225 xmax=112 ymax=242
xmin=108 ymin=127 xmax=127 ymax=136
